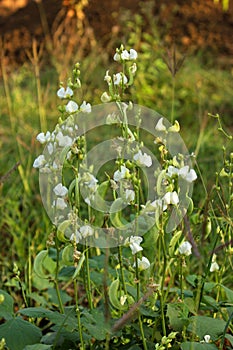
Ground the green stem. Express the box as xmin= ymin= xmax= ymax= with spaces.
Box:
xmin=85 ymin=245 xmax=93 ymax=309
xmin=74 ymin=281 xmax=85 ymax=349
xmin=135 ymin=255 xmax=148 ymax=350
xmin=118 ymin=246 xmax=127 ymax=295
xmin=171 ymin=76 xmax=175 ymax=124
xmin=180 ymin=258 xmax=184 ymax=301
xmin=54 ymin=235 xmax=64 ymax=314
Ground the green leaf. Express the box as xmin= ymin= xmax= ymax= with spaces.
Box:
xmin=181 ymin=342 xmax=218 ymax=350
xmin=187 ymin=316 xmax=226 ymax=341
xmin=0 ymin=289 xmax=14 ymax=320
xmin=166 ymin=303 xmax=189 ymax=331
xmin=24 ymin=345 xmax=52 ymax=350
xmin=82 ymin=309 xmax=110 ymax=341
xmin=220 ymin=284 xmax=233 ymax=303
xmin=0 ymin=318 xmax=42 ymax=350
xmin=33 ymin=250 xmax=56 ymax=279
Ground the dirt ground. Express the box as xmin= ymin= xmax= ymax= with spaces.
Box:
xmin=0 ymin=0 xmax=233 ymax=67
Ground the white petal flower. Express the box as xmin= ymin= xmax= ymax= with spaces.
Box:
xmin=80 ymin=101 xmax=91 ymax=113
xmin=36 ymin=131 xmax=51 ymax=144
xmin=125 ymin=189 xmax=135 ymax=203
xmin=133 ymin=150 xmax=152 ymax=167
xmin=113 ymin=73 xmax=128 ymax=86
xmin=163 ymin=191 xmax=179 ymax=205
xmin=204 ymin=335 xmax=211 ymax=343
xmin=79 ymin=225 xmax=94 ymax=239
xmin=70 ymin=230 xmax=82 ymax=243
xmin=65 ymin=100 xmax=79 ymax=113
xmin=155 ymin=118 xmax=166 ymax=131
xmin=33 ymin=155 xmax=46 ymax=168
xmin=185 ymin=168 xmax=197 ymax=182
xmin=134 ymin=256 xmax=150 ymax=271
xmin=53 ymin=183 xmax=68 ymax=197
xmin=120 ymin=295 xmax=127 ymax=306
xmin=57 ymin=87 xmax=73 ymax=99
xmin=179 ymin=166 xmax=197 ymax=183
xmin=210 ymin=261 xmax=219 ymax=272
xmin=53 ymin=197 xmax=67 ymax=210
xmin=57 ymin=87 xmax=65 ymax=99
xmin=56 ymin=131 xmax=73 ymax=147
xmin=121 ymin=49 xmax=130 ymax=60
xmin=101 ymin=92 xmax=112 ymax=103
xmin=125 ymin=236 xmax=143 ymax=255
xmin=104 ymin=70 xmax=112 ymax=84
xmin=83 ymin=173 xmax=98 ymax=191
xmin=129 ymin=49 xmax=138 ymax=60
xmin=151 ymin=198 xmax=167 ymax=212
xmin=113 ymin=165 xmax=129 ymax=182
xmin=178 ymin=241 xmax=192 ymax=256
xmin=113 ymin=52 xmax=121 ymax=61
xmin=106 ymin=112 xmax=120 ymax=124
xmin=167 ymin=165 xmax=179 ymax=177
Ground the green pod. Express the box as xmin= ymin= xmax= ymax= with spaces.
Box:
xmin=33 ymin=250 xmax=56 ymax=279
xmin=72 ymin=252 xmax=85 ymax=280
xmin=62 ymin=244 xmax=74 ymax=266
xmin=109 ymin=279 xmax=125 ymax=310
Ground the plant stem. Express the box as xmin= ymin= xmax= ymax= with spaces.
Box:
xmin=135 ymin=255 xmax=148 ymax=350
xmin=85 ymin=245 xmax=93 ymax=309
xmin=74 ymin=281 xmax=85 ymax=349
xmin=54 ymin=234 xmax=64 ymax=314
xmin=118 ymin=246 xmax=127 ymax=295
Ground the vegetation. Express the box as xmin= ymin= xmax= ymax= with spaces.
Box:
xmin=0 ymin=6 xmax=232 ymax=350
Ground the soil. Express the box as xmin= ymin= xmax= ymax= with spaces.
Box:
xmin=0 ymin=0 xmax=233 ymax=68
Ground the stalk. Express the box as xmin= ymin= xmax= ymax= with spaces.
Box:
xmin=74 ymin=281 xmax=85 ymax=349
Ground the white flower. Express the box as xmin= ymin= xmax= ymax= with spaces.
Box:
xmin=125 ymin=235 xmax=143 ymax=255
xmin=36 ymin=131 xmax=51 ymax=144
xmin=210 ymin=255 xmax=219 ymax=272
xmin=125 ymin=189 xmax=135 ymax=203
xmin=83 ymin=173 xmax=98 ymax=191
xmin=133 ymin=150 xmax=152 ymax=167
xmin=101 ymin=92 xmax=112 ymax=103
xmin=167 ymin=165 xmax=179 ymax=177
xmin=203 ymin=335 xmax=211 ymax=343
xmin=210 ymin=261 xmax=219 ymax=272
xmin=129 ymin=49 xmax=138 ymax=60
xmin=151 ymin=198 xmax=167 ymax=212
xmin=53 ymin=183 xmax=68 ymax=197
xmin=80 ymin=101 xmax=91 ymax=113
xmin=33 ymin=155 xmax=46 ymax=168
xmin=47 ymin=143 xmax=54 ymax=155
xmin=70 ymin=230 xmax=82 ymax=243
xmin=57 ymin=86 xmax=73 ymax=99
xmin=56 ymin=131 xmax=73 ymax=147
xmin=106 ymin=112 xmax=120 ymax=124
xmin=113 ymin=52 xmax=121 ymax=62
xmin=163 ymin=191 xmax=179 ymax=205
xmin=113 ymin=165 xmax=129 ymax=181
xmin=79 ymin=225 xmax=94 ymax=239
xmin=129 ymin=63 xmax=137 ymax=74
xmin=167 ymin=165 xmax=197 ymax=183
xmin=104 ymin=70 xmax=112 ymax=84
xmin=178 ymin=241 xmax=192 ymax=256
xmin=65 ymin=100 xmax=79 ymax=113
xmin=121 ymin=49 xmax=130 ymax=60
xmin=134 ymin=256 xmax=150 ymax=271
xmin=120 ymin=295 xmax=127 ymax=306
xmin=179 ymin=166 xmax=197 ymax=183
xmin=155 ymin=118 xmax=166 ymax=131
xmin=53 ymin=197 xmax=67 ymax=210
xmin=113 ymin=73 xmax=128 ymax=86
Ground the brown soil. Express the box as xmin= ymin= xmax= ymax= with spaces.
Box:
xmin=0 ymin=0 xmax=233 ymax=68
